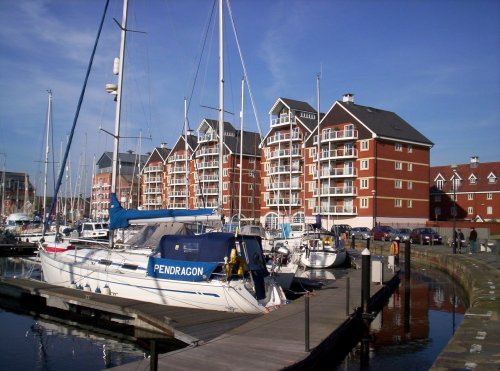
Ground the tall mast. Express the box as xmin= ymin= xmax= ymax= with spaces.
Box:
xmin=184 ymin=97 xmax=189 ymax=209
xmin=111 ymin=0 xmax=128 ymax=195
xmin=238 ymin=77 xmax=244 ymax=230
xmin=43 ymin=90 xmax=52 ymax=223
xmin=218 ymin=0 xmax=224 ymax=214
xmin=316 ymin=74 xmax=321 ymax=226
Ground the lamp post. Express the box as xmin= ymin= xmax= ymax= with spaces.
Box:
xmin=451 ymin=165 xmax=458 ymax=254
xmin=371 ymin=189 xmax=376 ymax=228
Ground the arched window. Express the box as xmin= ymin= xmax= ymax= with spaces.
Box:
xmin=292 ymin=212 xmax=305 ymax=224
xmin=265 ymin=213 xmax=279 ymax=230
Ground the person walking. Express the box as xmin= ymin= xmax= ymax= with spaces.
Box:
xmin=469 ymin=227 xmax=478 ymax=254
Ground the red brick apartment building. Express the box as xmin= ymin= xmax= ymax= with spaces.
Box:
xmin=91 ymin=152 xmax=146 ymax=220
xmin=260 ymin=94 xmax=433 ymax=230
xmin=430 ymin=157 xmax=500 ymax=222
xmin=142 ymin=144 xmax=171 ymax=210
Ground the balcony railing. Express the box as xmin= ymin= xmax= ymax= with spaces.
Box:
xmin=266 ymin=198 xmax=301 ymax=207
xmin=268 ymin=148 xmax=301 ymax=160
xmin=145 ymin=176 xmax=161 ymax=183
xmin=145 ymin=187 xmax=162 ymax=194
xmin=144 ymin=165 xmax=163 ymax=173
xmin=314 ymin=205 xmax=357 ymax=215
xmin=314 ymin=129 xmax=358 ymax=144
xmin=197 ymin=161 xmax=219 ymax=169
xmin=198 ymin=133 xmax=217 ymax=143
xmin=317 ymin=167 xmax=358 ymax=178
xmin=169 ymin=203 xmax=187 ymax=209
xmin=313 ymin=186 xmax=357 ymax=197
xmin=171 ymin=166 xmax=187 ymax=174
xmin=267 ymin=132 xmax=302 ymax=145
xmin=198 ymin=174 xmax=219 ymax=182
xmin=268 ymin=165 xmax=302 ymax=176
xmin=170 ymin=177 xmax=187 ymax=185
xmin=168 ymin=154 xmax=187 ymax=163
xmin=195 ymin=187 xmax=218 ymax=196
xmin=196 ymin=147 xmax=219 ymax=157
xmin=268 ymin=181 xmax=302 ymax=191
xmin=169 ymin=191 xmax=187 ymax=197
xmin=195 ymin=200 xmax=219 ymax=208
xmin=319 ymin=148 xmax=358 ymax=161
xmin=144 ymin=199 xmax=162 ymax=206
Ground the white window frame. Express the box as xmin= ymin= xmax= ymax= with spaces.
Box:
xmin=467 ymin=206 xmax=473 ymax=214
xmin=395 ymin=161 xmax=402 ymax=170
xmin=248 ymin=183 xmax=253 ymax=191
xmin=360 ymin=178 xmax=369 ymax=189
xmin=408 ymin=181 xmax=413 ymax=190
xmin=436 ymin=179 xmax=444 ymax=190
xmin=395 ymin=143 xmax=402 ymax=152
xmin=395 ymin=199 xmax=402 ymax=208
xmin=308 ymin=199 xmax=315 ymax=210
xmin=395 ymin=180 xmax=402 ymax=189
xmin=487 ymin=206 xmax=493 ymax=215
xmin=360 ymin=198 xmax=369 ymax=208
xmin=223 ymin=169 xmax=228 ymax=177
xmin=487 ymin=193 xmax=492 ymax=200
xmin=408 ymin=144 xmax=413 ymax=153
xmin=407 ymin=163 xmax=413 ymax=171
xmin=361 ymin=160 xmax=369 ymax=170
xmin=467 ymin=193 xmax=473 ymax=200
xmin=360 ymin=140 xmax=369 ymax=151
xmin=407 ymin=199 xmax=413 ymax=208
xmin=223 ymin=182 xmax=228 ymax=190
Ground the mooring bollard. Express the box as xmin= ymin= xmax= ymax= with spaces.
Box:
xmin=361 ymin=248 xmax=371 ymax=314
xmin=366 ymin=238 xmax=370 ymax=251
xmin=351 ymin=234 xmax=355 ymax=249
xmin=305 ymin=292 xmax=310 ymax=352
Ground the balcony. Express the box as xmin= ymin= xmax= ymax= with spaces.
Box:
xmin=198 ymin=174 xmax=219 ymax=183
xmin=313 ymin=186 xmax=357 ymax=197
xmin=314 ymin=129 xmax=358 ymax=144
xmin=196 ymin=147 xmax=219 ymax=157
xmin=268 ymin=165 xmax=302 ymax=176
xmin=267 ymin=132 xmax=302 ymax=145
xmin=169 ymin=190 xmax=187 ymax=198
xmin=195 ymin=187 xmax=218 ymax=196
xmin=197 ymin=161 xmax=219 ymax=170
xmin=195 ymin=200 xmax=219 ymax=208
xmin=144 ymin=199 xmax=162 ymax=206
xmin=314 ymin=205 xmax=357 ymax=215
xmin=268 ymin=148 xmax=301 ymax=160
xmin=171 ymin=166 xmax=187 ymax=174
xmin=169 ymin=203 xmax=187 ymax=209
xmin=145 ymin=176 xmax=161 ymax=183
xmin=198 ymin=133 xmax=217 ymax=143
xmin=144 ymin=165 xmax=163 ymax=173
xmin=170 ymin=177 xmax=187 ymax=185
xmin=266 ymin=198 xmax=301 ymax=207
xmin=168 ymin=154 xmax=187 ymax=163
xmin=319 ymin=148 xmax=358 ymax=161
xmin=317 ymin=167 xmax=357 ymax=179
xmin=268 ymin=181 xmax=302 ymax=191
xmin=270 ymin=114 xmax=294 ymax=128
xmin=145 ymin=187 xmax=162 ymax=194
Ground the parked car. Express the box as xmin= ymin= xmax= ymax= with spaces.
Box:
xmin=410 ymin=228 xmax=442 ymax=245
xmin=372 ymin=226 xmax=394 ymax=241
xmin=390 ymin=228 xmax=412 ymax=241
xmin=331 ymin=224 xmax=352 ymax=238
xmin=351 ymin=227 xmax=371 ymax=240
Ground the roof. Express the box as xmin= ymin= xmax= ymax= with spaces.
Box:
xmin=276 ymin=97 xmax=316 ymax=113
xmin=337 ymin=101 xmax=433 ymax=146
xmin=431 ymin=161 xmax=500 ymax=193
xmin=97 ymin=152 xmax=149 ymax=168
xmin=224 ymin=130 xmax=261 ymax=156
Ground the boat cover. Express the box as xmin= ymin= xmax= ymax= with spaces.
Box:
xmin=109 ymin=193 xmax=214 ymax=230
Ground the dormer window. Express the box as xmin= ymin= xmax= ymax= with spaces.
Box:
xmin=469 ymin=174 xmax=477 ymax=184
xmin=395 ymin=143 xmax=403 ymax=152
xmin=436 ymin=179 xmax=444 ymax=190
xmin=487 ymin=172 xmax=497 ymax=184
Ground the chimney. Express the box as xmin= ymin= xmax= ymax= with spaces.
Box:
xmin=160 ymin=142 xmax=167 ymax=148
xmin=470 ymin=155 xmax=479 ymax=168
xmin=342 ymin=93 xmax=354 ymax=104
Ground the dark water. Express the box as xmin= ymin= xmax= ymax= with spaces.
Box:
xmin=0 ymin=258 xmax=467 ymax=370
xmin=336 ymin=264 xmax=467 ymax=370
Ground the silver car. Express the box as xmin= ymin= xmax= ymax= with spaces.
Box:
xmin=390 ymin=228 xmax=411 ymax=241
xmin=351 ymin=227 xmax=371 ymax=240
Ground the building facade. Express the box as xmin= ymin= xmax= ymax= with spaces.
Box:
xmin=430 ymin=157 xmax=500 ymax=222
xmin=142 ymin=144 xmax=170 ymax=210
xmin=260 ymin=94 xmax=433 ymax=230
xmin=0 ymin=171 xmax=35 ymax=220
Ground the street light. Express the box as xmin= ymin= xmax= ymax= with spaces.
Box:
xmin=371 ymin=189 xmax=376 ymax=228
xmin=451 ymin=165 xmax=458 ymax=254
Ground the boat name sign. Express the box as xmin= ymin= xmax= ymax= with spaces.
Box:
xmin=147 ymin=257 xmax=218 ymax=281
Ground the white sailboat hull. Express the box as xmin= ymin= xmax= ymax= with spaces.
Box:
xmin=40 ymin=248 xmax=285 ymax=314
xmin=300 ymin=248 xmax=347 ymax=269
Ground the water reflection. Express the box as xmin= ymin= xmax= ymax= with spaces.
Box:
xmin=338 ymin=264 xmax=467 ymax=370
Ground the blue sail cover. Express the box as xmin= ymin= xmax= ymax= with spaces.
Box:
xmin=109 ymin=193 xmax=214 ymax=230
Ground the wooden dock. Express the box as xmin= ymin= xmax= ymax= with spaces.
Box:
xmin=0 ymin=254 xmax=398 ymax=370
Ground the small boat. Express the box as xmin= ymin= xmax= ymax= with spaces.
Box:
xmin=44 ymin=240 xmax=75 ymax=253
xmin=299 ymin=234 xmax=347 ymax=269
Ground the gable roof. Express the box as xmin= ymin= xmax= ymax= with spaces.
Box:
xmin=336 ymin=101 xmax=433 ymax=146
xmin=430 ymin=161 xmax=500 ymax=193
xmin=96 ymin=152 xmax=148 ymax=169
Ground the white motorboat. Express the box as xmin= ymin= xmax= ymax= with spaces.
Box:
xmin=299 ymin=235 xmax=347 ymax=269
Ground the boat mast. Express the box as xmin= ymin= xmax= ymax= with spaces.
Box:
xmin=218 ymin=0 xmax=224 ymax=218
xmin=110 ymin=0 xmax=128 ymax=246
xmin=43 ymin=90 xmax=52 ymax=224
xmin=238 ymin=77 xmax=244 ymax=230
xmin=184 ymin=97 xmax=189 ymax=209
xmin=316 ymin=74 xmax=321 ymax=229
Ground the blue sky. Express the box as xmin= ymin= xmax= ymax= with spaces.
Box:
xmin=0 ymin=0 xmax=499 ymax=196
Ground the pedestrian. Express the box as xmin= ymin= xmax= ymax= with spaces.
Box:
xmin=469 ymin=227 xmax=478 ymax=254
xmin=457 ymin=229 xmax=465 ymax=253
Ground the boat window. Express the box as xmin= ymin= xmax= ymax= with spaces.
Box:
xmin=99 ymin=259 xmax=112 ymax=266
xmin=121 ymin=263 xmax=138 ymax=270
xmin=83 ymin=224 xmax=93 ymax=231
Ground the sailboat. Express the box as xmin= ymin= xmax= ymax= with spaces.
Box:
xmin=39 ymin=0 xmax=287 ymax=314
